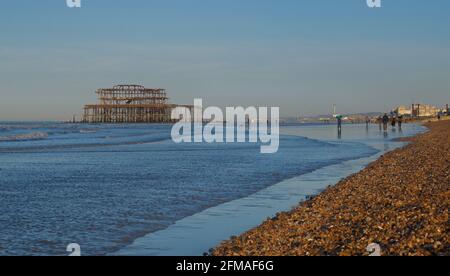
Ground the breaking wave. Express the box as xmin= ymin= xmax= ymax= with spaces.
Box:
xmin=0 ymin=132 xmax=48 ymax=142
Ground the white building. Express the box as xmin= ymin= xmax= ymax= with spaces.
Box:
xmin=394 ymin=104 xmax=439 ymax=118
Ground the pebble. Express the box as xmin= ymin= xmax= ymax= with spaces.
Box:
xmin=213 ymin=121 xmax=450 ymax=256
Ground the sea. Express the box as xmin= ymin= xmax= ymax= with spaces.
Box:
xmin=0 ymin=122 xmax=426 ymax=256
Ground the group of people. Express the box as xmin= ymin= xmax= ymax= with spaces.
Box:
xmin=335 ymin=113 xmax=404 ymax=137
xmin=378 ymin=113 xmax=403 ymax=132
xmin=336 ymin=109 xmax=447 ymax=136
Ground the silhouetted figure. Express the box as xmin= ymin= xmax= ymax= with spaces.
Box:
xmin=382 ymin=113 xmax=389 ymax=132
xmin=398 ymin=115 xmax=403 ymax=130
xmin=391 ymin=116 xmax=396 ymax=128
xmin=336 ymin=115 xmax=343 ymax=132
xmin=438 ymin=113 xmax=441 ymax=120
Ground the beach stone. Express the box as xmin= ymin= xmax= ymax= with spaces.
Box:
xmin=212 ymin=121 xmax=450 ymax=256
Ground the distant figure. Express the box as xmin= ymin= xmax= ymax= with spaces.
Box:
xmin=391 ymin=116 xmax=397 ymax=128
xmin=398 ymin=115 xmax=403 ymax=129
xmin=378 ymin=116 xmax=383 ymax=131
xmin=336 ymin=115 xmax=343 ymax=132
xmin=437 ymin=113 xmax=441 ymax=120
xmin=382 ymin=113 xmax=389 ymax=132
xmin=365 ymin=116 xmax=370 ymax=127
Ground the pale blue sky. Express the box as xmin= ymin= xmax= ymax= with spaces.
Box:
xmin=0 ymin=0 xmax=449 ymax=120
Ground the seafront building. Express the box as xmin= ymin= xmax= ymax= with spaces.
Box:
xmin=395 ymin=106 xmax=413 ymax=116
xmin=394 ymin=104 xmax=446 ymax=118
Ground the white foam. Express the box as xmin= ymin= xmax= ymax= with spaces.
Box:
xmin=0 ymin=132 xmax=48 ymax=142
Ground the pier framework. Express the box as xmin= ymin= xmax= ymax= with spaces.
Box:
xmin=83 ymin=85 xmax=192 ymax=123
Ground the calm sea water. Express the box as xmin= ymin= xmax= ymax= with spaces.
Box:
xmin=0 ymin=122 xmax=424 ymax=256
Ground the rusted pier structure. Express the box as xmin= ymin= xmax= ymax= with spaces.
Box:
xmin=83 ymin=85 xmax=192 ymax=123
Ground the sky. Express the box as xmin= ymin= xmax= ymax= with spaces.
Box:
xmin=0 ymin=0 xmax=449 ymax=120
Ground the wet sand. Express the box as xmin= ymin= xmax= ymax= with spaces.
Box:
xmin=213 ymin=121 xmax=449 ymax=256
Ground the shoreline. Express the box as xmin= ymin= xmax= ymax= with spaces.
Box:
xmin=115 ymin=143 xmax=384 ymax=256
xmin=213 ymin=121 xmax=449 ymax=256
xmin=116 ymin=123 xmax=424 ymax=256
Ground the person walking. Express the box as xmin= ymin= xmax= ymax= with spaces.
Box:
xmin=391 ymin=116 xmax=397 ymax=128
xmin=382 ymin=113 xmax=389 ymax=132
xmin=337 ymin=115 xmax=343 ymax=133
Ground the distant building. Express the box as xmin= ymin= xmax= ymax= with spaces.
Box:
xmin=395 ymin=106 xmax=412 ymax=116
xmin=394 ymin=104 xmax=440 ymax=118
xmin=412 ymin=104 xmax=439 ymax=117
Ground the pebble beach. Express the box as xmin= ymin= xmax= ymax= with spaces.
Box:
xmin=213 ymin=120 xmax=450 ymax=256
